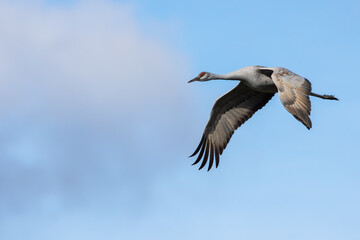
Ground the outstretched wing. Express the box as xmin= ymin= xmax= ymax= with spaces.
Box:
xmin=190 ymin=82 xmax=274 ymax=171
xmin=260 ymin=67 xmax=312 ymax=129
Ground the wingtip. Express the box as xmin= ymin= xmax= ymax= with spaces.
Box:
xmin=188 ymin=153 xmax=196 ymax=158
xmin=189 ymin=137 xmax=205 ymax=158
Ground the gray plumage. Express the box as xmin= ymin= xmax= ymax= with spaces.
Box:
xmin=188 ymin=66 xmax=338 ymax=171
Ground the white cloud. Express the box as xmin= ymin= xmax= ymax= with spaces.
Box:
xmin=0 ymin=0 xmax=195 ymax=225
xmin=0 ymin=1 xmax=189 ymax=115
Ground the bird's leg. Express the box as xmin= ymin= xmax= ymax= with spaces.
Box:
xmin=310 ymin=92 xmax=339 ymax=100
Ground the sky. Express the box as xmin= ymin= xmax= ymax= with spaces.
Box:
xmin=0 ymin=0 xmax=359 ymax=239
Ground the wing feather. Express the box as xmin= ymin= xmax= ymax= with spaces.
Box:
xmin=199 ymin=141 xmax=210 ymax=170
xmin=265 ymin=67 xmax=312 ymax=129
xmin=208 ymin=144 xmax=215 ymax=171
xmin=190 ymin=82 xmax=274 ymax=171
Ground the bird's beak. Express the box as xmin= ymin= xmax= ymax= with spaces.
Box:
xmin=188 ymin=77 xmax=199 ymax=83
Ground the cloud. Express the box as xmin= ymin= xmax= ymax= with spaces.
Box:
xmin=0 ymin=0 xmax=194 ymax=229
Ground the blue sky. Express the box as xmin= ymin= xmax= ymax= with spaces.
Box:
xmin=0 ymin=0 xmax=359 ymax=239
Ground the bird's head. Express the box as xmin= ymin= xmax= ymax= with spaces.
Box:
xmin=188 ymin=72 xmax=212 ymax=83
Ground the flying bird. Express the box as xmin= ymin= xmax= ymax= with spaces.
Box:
xmin=188 ymin=66 xmax=338 ymax=171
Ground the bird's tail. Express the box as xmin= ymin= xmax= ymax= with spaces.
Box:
xmin=310 ymin=92 xmax=339 ymax=100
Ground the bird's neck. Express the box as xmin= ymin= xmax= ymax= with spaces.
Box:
xmin=210 ymin=72 xmax=247 ymax=81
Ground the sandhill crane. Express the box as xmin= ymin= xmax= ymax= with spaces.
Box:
xmin=188 ymin=66 xmax=338 ymax=171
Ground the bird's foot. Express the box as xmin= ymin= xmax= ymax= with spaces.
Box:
xmin=322 ymin=94 xmax=339 ymax=100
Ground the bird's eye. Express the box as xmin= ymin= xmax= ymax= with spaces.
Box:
xmin=199 ymin=72 xmax=206 ymax=78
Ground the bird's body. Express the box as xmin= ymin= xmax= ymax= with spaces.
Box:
xmin=189 ymin=66 xmax=338 ymax=171
xmin=228 ymin=66 xmax=279 ymax=92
